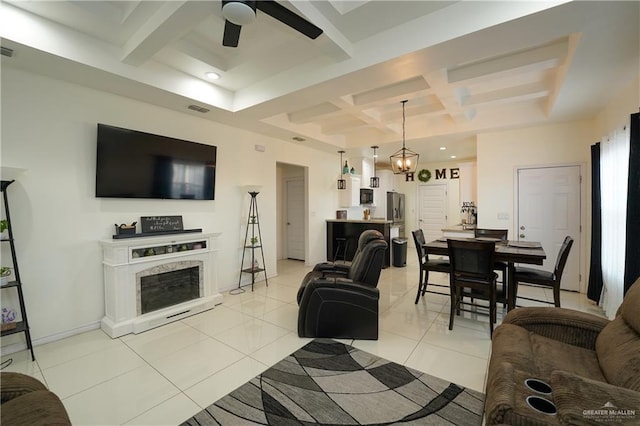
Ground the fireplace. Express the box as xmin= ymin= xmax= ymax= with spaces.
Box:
xmin=100 ymin=233 xmax=223 ymax=338
xmin=137 ymin=261 xmax=202 ymax=315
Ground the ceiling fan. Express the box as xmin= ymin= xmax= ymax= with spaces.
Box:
xmin=221 ymin=0 xmax=323 ymax=47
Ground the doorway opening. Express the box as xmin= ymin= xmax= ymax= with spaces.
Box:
xmin=276 ymin=163 xmax=307 ymax=263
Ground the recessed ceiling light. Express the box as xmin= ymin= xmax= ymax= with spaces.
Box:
xmin=440 ymin=146 xmax=446 ymax=151
xmin=450 ymin=155 xmax=457 ymax=159
xmin=205 ymin=72 xmax=220 ymax=80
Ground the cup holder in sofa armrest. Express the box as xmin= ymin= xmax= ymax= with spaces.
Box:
xmin=526 ymin=396 xmax=557 ymax=415
xmin=524 ymin=378 xmax=552 ymax=395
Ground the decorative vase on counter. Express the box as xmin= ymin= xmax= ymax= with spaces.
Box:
xmin=343 ymin=161 xmax=349 ymax=174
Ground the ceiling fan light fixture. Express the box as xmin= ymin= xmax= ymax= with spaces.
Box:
xmin=222 ymin=1 xmax=256 ymax=26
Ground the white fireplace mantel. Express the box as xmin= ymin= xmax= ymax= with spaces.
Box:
xmin=100 ymin=232 xmax=223 ymax=338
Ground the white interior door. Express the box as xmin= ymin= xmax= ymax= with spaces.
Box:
xmin=286 ymin=178 xmax=305 ymax=260
xmin=517 ymin=166 xmax=581 ymax=291
xmin=417 ymin=184 xmax=447 ymax=243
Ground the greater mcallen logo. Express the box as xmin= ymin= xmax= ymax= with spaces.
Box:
xmin=583 ymin=402 xmax=636 ymax=422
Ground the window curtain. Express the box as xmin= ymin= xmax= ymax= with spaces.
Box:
xmin=587 ymin=143 xmax=603 ymax=302
xmin=599 ymin=120 xmax=630 ymax=318
xmin=624 ymin=112 xmax=640 ymax=293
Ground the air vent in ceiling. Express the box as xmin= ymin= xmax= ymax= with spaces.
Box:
xmin=188 ymin=104 xmax=210 ymax=113
xmin=1 ymin=47 xmax=15 ymax=58
xmin=292 ymin=136 xmax=306 ymax=142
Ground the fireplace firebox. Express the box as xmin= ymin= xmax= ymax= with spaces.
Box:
xmin=139 ymin=265 xmax=200 ymax=314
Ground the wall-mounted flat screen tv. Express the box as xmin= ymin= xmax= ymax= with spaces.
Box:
xmin=96 ymin=124 xmax=216 ymax=200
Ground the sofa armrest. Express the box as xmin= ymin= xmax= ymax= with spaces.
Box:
xmin=312 ymin=262 xmax=350 ymax=276
xmin=0 ymin=372 xmax=47 ymax=404
xmin=299 ymin=277 xmax=379 ymax=302
xmin=503 ymin=307 xmax=609 ymax=349
xmin=1 ymin=390 xmax=72 ymax=426
xmin=551 ymin=370 xmax=640 ymax=424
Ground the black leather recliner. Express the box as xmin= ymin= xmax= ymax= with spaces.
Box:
xmin=297 ymin=230 xmax=387 ymax=340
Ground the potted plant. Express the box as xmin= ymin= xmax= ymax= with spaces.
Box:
xmin=0 ymin=220 xmax=8 ymax=239
xmin=1 ymin=267 xmax=12 ymax=286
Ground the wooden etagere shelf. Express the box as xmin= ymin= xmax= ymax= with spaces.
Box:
xmin=234 ymin=191 xmax=268 ymax=294
xmin=1 ymin=180 xmax=35 ymax=361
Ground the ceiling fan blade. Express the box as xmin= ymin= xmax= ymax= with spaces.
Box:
xmin=256 ymin=1 xmax=322 ymax=40
xmin=223 ymin=20 xmax=242 ymax=47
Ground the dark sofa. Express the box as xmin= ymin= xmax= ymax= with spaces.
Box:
xmin=485 ymin=277 xmax=640 ymax=425
xmin=1 ymin=372 xmax=72 ymax=425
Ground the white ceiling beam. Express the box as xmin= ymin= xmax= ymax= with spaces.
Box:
xmin=287 ymin=1 xmax=354 ymax=61
xmin=288 ymin=102 xmax=342 ymax=124
xmin=327 ymin=0 xmax=369 ymax=15
xmin=447 ymin=39 xmax=569 ymax=83
xmin=121 ymin=1 xmax=213 ymax=66
xmin=119 ymin=2 xmax=144 ymax=24
xmin=462 ymin=82 xmax=550 ymax=107
xmin=321 ymin=117 xmax=368 ymax=135
xmin=172 ymin=39 xmax=228 ymax=72
xmin=422 ymin=69 xmax=468 ymax=125
xmin=353 ymin=77 xmax=429 ymax=106
xmin=380 ymin=101 xmax=446 ymax=121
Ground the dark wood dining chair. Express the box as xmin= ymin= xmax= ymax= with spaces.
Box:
xmin=447 ymin=239 xmax=499 ymax=335
xmin=411 ymin=230 xmax=450 ymax=304
xmin=474 ymin=228 xmax=508 ymax=306
xmin=513 ymin=236 xmax=574 ymax=307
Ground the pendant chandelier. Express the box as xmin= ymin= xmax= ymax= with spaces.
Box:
xmin=390 ymin=100 xmax=419 ymax=174
xmin=337 ymin=150 xmax=346 ymax=190
xmin=370 ymin=146 xmax=380 ymax=188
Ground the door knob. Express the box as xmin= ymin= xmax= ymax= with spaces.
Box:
xmin=287 ymin=222 xmax=291 ymax=225
xmin=520 ymin=234 xmax=525 ymax=238
xmin=520 ymin=226 xmax=525 ymax=230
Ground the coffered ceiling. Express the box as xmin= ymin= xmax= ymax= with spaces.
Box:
xmin=1 ymin=1 xmax=638 ymax=164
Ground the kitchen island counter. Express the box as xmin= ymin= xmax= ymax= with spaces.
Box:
xmin=442 ymin=225 xmax=475 ymax=238
xmin=326 ymin=220 xmax=391 ymax=267
xmin=327 ymin=219 xmax=393 ymax=224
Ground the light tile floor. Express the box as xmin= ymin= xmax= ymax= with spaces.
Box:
xmin=1 ymin=257 xmax=605 ymax=425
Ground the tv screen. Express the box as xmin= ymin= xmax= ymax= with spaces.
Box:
xmin=96 ymin=124 xmax=216 ymax=200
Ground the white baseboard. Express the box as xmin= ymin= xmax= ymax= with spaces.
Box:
xmin=1 ymin=321 xmax=101 ymax=356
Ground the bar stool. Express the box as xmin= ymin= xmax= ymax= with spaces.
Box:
xmin=334 ymin=237 xmax=349 ymax=263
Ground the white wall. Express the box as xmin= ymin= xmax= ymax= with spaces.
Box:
xmin=476 ymin=120 xmax=593 ymax=291
xmin=477 ymin=120 xmax=593 ymax=232
xmin=0 ymin=67 xmax=337 ymax=343
xmin=594 ymin=74 xmax=639 ymax=137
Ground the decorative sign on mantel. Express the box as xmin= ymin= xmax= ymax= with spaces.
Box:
xmin=141 ymin=216 xmax=184 ymax=233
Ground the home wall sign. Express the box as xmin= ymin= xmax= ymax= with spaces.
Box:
xmin=418 ymin=169 xmax=432 ymax=182
xmin=417 ymin=168 xmax=460 ymax=182
xmin=435 ymin=168 xmax=460 ymax=180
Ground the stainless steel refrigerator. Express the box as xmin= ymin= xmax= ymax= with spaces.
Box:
xmin=387 ymin=192 xmax=405 ymax=237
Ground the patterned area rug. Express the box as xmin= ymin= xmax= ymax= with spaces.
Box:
xmin=181 ymin=339 xmax=484 ymax=425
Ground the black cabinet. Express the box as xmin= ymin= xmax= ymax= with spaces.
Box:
xmin=326 ymin=220 xmax=391 ymax=268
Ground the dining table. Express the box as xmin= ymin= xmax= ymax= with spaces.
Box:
xmin=423 ymin=237 xmax=547 ymax=311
